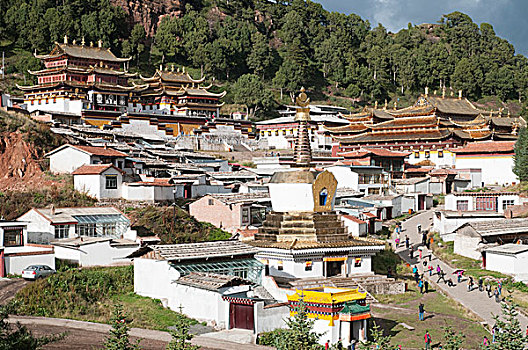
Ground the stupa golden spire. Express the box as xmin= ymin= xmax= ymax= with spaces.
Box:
xmin=293 ymin=87 xmax=312 ymax=168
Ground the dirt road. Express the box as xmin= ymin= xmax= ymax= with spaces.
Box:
xmin=0 ymin=278 xmax=29 ymax=305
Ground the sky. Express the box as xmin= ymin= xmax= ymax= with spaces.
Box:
xmin=314 ymin=0 xmax=528 ymax=56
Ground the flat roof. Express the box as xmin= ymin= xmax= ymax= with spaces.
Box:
xmin=485 ymin=243 xmax=528 ymax=255
xmin=132 ymin=240 xmax=258 ymax=261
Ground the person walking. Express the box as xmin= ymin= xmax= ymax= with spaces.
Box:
xmin=498 ymin=280 xmax=503 ymax=296
xmin=436 ymin=264 xmax=441 ymax=275
xmin=478 ymin=277 xmax=484 ymax=292
xmin=457 ymin=271 xmax=462 ymax=283
xmin=410 ymin=246 xmax=414 ymax=259
xmin=437 ymin=269 xmax=445 ymax=283
xmin=424 ymin=330 xmax=432 ymax=350
xmin=483 ymin=336 xmax=489 ymax=347
xmin=428 ymin=265 xmax=433 ymax=276
xmin=325 ymin=340 xmax=330 ymax=350
xmin=422 ymin=231 xmax=427 ymax=246
xmin=419 ymin=248 xmax=423 ymax=260
xmin=486 ymin=284 xmax=492 ymax=298
xmin=492 ymin=325 xmax=496 ymax=343
xmin=419 ymin=279 xmax=424 ymax=294
xmin=419 ymin=303 xmax=425 ymax=321
xmin=468 ymin=276 xmax=474 ymax=292
xmin=405 ymin=235 xmax=410 ymax=249
xmin=494 ymin=287 xmax=500 ymax=303
xmin=417 ymin=224 xmax=422 ymax=235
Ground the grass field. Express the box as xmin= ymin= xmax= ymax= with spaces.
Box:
xmin=373 ymin=286 xmax=489 ymax=349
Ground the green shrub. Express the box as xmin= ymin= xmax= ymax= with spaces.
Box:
xmin=257 ymin=329 xmax=293 ymax=347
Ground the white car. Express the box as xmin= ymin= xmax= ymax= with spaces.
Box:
xmin=21 ymin=265 xmax=56 ymax=280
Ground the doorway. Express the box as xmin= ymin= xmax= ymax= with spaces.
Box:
xmin=229 ymin=303 xmax=254 ymax=331
xmin=325 ymin=261 xmax=343 ymax=277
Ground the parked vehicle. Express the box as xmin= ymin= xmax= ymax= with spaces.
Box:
xmin=21 ymin=265 xmax=56 ymax=280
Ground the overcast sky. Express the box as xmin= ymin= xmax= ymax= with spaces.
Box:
xmin=314 ymin=0 xmax=528 ymax=56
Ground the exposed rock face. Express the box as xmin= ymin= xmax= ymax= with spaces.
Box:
xmin=110 ymin=0 xmax=185 ymax=37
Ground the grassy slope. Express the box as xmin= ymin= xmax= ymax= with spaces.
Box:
xmin=14 ymin=266 xmax=195 ymax=330
xmin=125 ymin=205 xmax=231 ymax=243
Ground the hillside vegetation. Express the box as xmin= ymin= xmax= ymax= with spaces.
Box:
xmin=126 ymin=205 xmax=231 ymax=243
xmin=2 ymin=0 xmax=528 ymax=117
xmin=14 ymin=266 xmax=195 ymax=330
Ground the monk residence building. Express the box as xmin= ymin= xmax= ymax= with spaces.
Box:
xmin=17 ymin=36 xmax=252 ymax=138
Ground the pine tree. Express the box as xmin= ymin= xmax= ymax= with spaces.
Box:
xmin=103 ymin=303 xmax=141 ymax=350
xmin=274 ymin=296 xmax=322 ymax=350
xmin=358 ymin=322 xmax=392 ymax=350
xmin=442 ymin=325 xmax=465 ymax=350
xmin=166 ymin=318 xmax=200 ymax=350
xmin=513 ymin=127 xmax=528 ymax=182
xmin=489 ymin=299 xmax=527 ymax=350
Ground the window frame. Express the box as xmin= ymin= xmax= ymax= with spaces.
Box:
xmin=105 ymin=175 xmax=118 ymax=190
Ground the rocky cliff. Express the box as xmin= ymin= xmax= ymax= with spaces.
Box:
xmin=110 ymin=0 xmax=185 ymax=37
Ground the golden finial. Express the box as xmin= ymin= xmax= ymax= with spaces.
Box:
xmin=374 ymin=101 xmax=378 ymax=109
xmin=171 ymin=64 xmax=174 ymax=72
xmin=64 ymin=35 xmax=68 ymax=44
xmin=81 ymin=37 xmax=85 ymax=46
xmin=393 ymin=101 xmax=397 ymax=110
xmin=295 ymin=87 xmax=310 ymax=107
xmin=384 ymin=99 xmax=388 ymax=110
xmin=98 ymin=39 xmax=102 ymax=48
xmin=72 ymin=39 xmax=76 ymax=45
xmin=90 ymin=41 xmax=93 ymax=47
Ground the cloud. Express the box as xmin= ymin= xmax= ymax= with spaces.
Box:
xmin=313 ymin=0 xmax=527 ymax=55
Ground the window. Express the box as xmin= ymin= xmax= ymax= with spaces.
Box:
xmin=414 ymin=151 xmax=420 ymax=158
xmin=55 ymin=225 xmax=69 ymax=239
xmin=438 ymin=150 xmax=444 ymax=158
xmin=425 ymin=150 xmax=430 ymax=158
xmin=105 ymin=175 xmax=118 ymax=189
xmin=3 ymin=228 xmax=23 ymax=247
xmin=76 ymin=224 xmax=96 ymax=237
xmin=456 ymin=200 xmax=469 ymax=211
xmin=354 ymin=258 xmax=362 ymax=267
xmin=274 ymin=130 xmax=279 ymax=136
xmin=475 ymin=197 xmax=498 ymax=211
xmin=241 ymin=207 xmax=250 ymax=224
xmin=503 ymin=199 xmax=515 ymax=210
xmin=305 ymin=261 xmax=313 ymax=271
xmin=208 ymin=199 xmax=214 ymax=205
xmin=103 ymin=223 xmax=116 ymax=236
xmin=282 ymin=130 xmax=286 ymax=135
xmin=277 ymin=261 xmax=283 ymax=271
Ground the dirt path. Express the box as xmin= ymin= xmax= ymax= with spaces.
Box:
xmin=0 ymin=278 xmax=29 ymax=305
xmin=11 ymin=316 xmax=270 ymax=350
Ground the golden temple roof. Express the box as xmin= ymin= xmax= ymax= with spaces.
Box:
xmin=35 ymin=42 xmax=130 ymax=62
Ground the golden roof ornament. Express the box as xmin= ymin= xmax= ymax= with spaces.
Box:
xmin=294 ymin=87 xmax=311 ymax=122
xmin=81 ymin=37 xmax=85 ymax=46
xmin=64 ymin=35 xmax=68 ymax=44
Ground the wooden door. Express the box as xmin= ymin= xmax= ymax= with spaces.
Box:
xmin=229 ymin=303 xmax=254 ymax=331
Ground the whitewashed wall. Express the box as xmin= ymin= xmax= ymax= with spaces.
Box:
xmin=49 ymin=147 xmax=92 ymax=174
xmin=5 ymin=253 xmax=55 ymax=275
xmin=455 ymin=156 xmax=517 ymax=186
